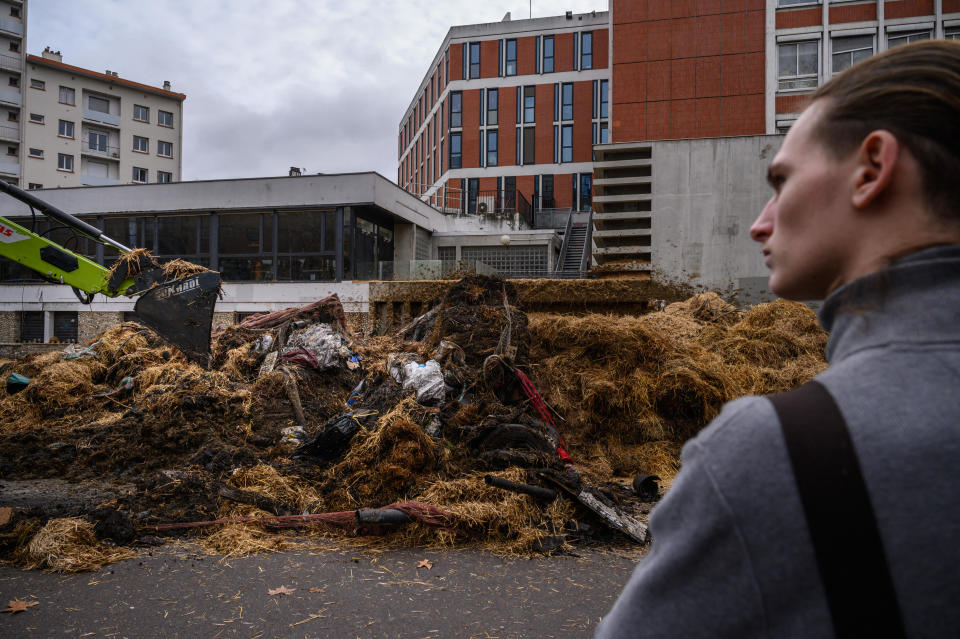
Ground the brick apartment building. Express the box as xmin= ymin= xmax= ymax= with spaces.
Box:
xmin=400 ymin=0 xmax=960 ymax=272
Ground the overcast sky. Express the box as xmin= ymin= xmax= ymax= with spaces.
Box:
xmin=28 ymin=1 xmax=607 ymax=183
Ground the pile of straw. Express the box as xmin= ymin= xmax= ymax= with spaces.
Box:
xmin=18 ymin=518 xmax=135 ymax=572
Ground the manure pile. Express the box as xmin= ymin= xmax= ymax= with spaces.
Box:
xmin=0 ymin=274 xmax=827 ymax=571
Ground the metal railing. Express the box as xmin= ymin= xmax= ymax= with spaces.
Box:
xmin=533 ymin=207 xmax=574 ymax=229
xmin=555 ymin=209 xmax=575 ymax=274
xmin=82 ymin=142 xmax=120 ymax=159
xmin=580 ymin=208 xmax=595 ymax=274
xmin=0 ymin=53 xmax=20 ymax=73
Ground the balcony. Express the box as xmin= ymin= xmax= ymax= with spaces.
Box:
xmin=0 ymin=18 xmax=23 ymax=36
xmin=82 ymin=108 xmax=120 ymax=127
xmin=0 ymin=87 xmax=21 ymax=106
xmin=81 ymin=174 xmax=121 ymax=187
xmin=0 ymin=123 xmax=19 ymax=142
xmin=80 ymin=142 xmax=120 ymax=160
xmin=0 ymin=53 xmax=20 ymax=73
xmin=0 ymin=157 xmax=20 ymax=176
xmin=438 ymin=189 xmax=533 ymax=226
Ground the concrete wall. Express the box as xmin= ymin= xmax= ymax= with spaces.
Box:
xmin=651 ymin=134 xmax=782 ymax=303
xmin=78 ymin=311 xmax=122 ymax=344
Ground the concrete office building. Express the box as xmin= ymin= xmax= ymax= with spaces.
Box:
xmin=21 ymin=48 xmax=184 ymax=189
xmin=403 ymin=1 xmax=960 ymax=287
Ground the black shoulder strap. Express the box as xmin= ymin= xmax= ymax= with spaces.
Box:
xmin=770 ymin=380 xmax=906 ymax=638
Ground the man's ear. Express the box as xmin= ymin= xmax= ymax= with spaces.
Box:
xmin=851 ymin=130 xmax=900 ymax=210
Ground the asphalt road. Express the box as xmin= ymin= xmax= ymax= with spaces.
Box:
xmin=0 ymin=542 xmax=643 ymax=638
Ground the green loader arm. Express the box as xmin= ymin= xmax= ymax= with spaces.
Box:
xmin=0 ymin=215 xmax=137 ymax=297
xmin=0 ymin=182 xmax=222 ymax=367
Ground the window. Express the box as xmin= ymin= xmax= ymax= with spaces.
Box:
xmin=59 ymin=86 xmax=75 ymax=105
xmin=561 ymin=83 xmax=574 ymax=120
xmin=29 ymin=79 xmax=43 ymax=90
xmin=54 ymin=312 xmax=77 ymax=343
xmin=9 ymin=6 xmax=19 ymax=17
xmin=469 ymin=42 xmax=481 ymax=79
xmin=599 ymin=122 xmax=609 ymax=144
xmin=88 ymin=130 xmax=107 ymax=152
xmin=486 ymin=89 xmax=498 ymax=125
xmin=778 ymin=0 xmax=821 ymax=5
xmin=946 ymin=27 xmax=960 ymax=41
xmin=157 ymin=170 xmax=172 ymax=184
xmin=524 ymin=85 xmax=535 ymax=123
xmin=449 ymin=132 xmax=462 ymax=169
xmin=486 ymin=130 xmax=498 ymax=166
xmin=132 ymin=167 xmax=148 ymax=183
xmin=9 ymin=41 xmax=18 ymax=52
xmin=505 ymin=39 xmax=517 ymax=76
xmin=581 ymin=32 xmax=593 ymax=70
xmin=28 ymin=113 xmax=43 ymax=124
xmin=57 ymin=153 xmax=74 ymax=171
xmin=133 ymin=104 xmax=149 ymax=121
xmin=561 ymin=125 xmax=573 ymax=163
xmin=28 ymin=148 xmax=42 ymax=158
xmin=599 ymin=79 xmax=609 ymax=118
xmin=158 ymin=109 xmax=174 ymax=127
xmin=523 ymin=126 xmax=535 ymax=165
xmin=8 ymin=76 xmax=17 ymax=87
xmin=450 ymin=91 xmax=462 ymax=128
xmin=832 ymin=35 xmax=873 ymax=74
xmin=887 ymin=30 xmax=930 ymax=48
xmin=7 ymin=111 xmax=15 ymax=122
xmin=579 ymin=173 xmax=592 ymax=211
xmin=5 ymin=145 xmax=12 ymax=155
xmin=58 ymin=119 xmax=74 ymax=138
xmin=543 ymin=36 xmax=554 ymax=73
xmin=157 ymin=140 xmax=173 ymax=157
xmin=88 ymin=95 xmax=110 ymax=113
xmin=778 ymin=40 xmax=819 ymax=90
xmin=133 ymin=135 xmax=149 ymax=153
xmin=27 ymin=183 xmax=42 ymax=190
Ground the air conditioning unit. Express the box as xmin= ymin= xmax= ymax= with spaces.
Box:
xmin=111 ymin=152 xmax=119 ymax=158
xmin=477 ymin=195 xmax=495 ymax=214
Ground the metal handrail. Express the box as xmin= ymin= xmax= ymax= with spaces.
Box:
xmin=579 ymin=208 xmax=594 ymax=275
xmin=555 ymin=208 xmax=575 ymax=273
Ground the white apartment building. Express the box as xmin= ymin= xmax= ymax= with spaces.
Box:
xmin=0 ymin=0 xmax=26 ymax=186
xmin=21 ymin=48 xmax=184 ymax=188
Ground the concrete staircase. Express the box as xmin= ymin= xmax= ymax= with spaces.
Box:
xmin=591 ymin=142 xmax=653 ymax=276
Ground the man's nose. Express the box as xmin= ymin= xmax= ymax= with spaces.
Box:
xmin=750 ymin=198 xmax=774 ymax=242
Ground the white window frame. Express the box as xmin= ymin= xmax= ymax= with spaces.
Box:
xmin=88 ymin=95 xmax=110 ymax=114
xmin=133 ymin=104 xmax=149 ymax=122
xmin=133 ymin=135 xmax=149 ymax=153
xmin=29 ymin=79 xmax=44 ymax=90
xmin=27 ymin=148 xmax=42 ymax=159
xmin=886 ymin=29 xmax=931 ymax=49
xmin=777 ymin=39 xmax=820 ymax=92
xmin=831 ymin=34 xmax=874 ymax=75
xmin=28 ymin=113 xmax=43 ymax=124
xmin=158 ymin=110 xmax=174 ymax=127
xmin=132 ymin=166 xmax=147 ymax=183
xmin=157 ymin=140 xmax=172 ymax=157
xmin=157 ymin=170 xmax=172 ymax=184
xmin=58 ymin=86 xmax=75 ymax=105
xmin=57 ymin=119 xmax=74 ymax=138
xmin=57 ymin=153 xmax=74 ymax=172
xmin=777 ymin=0 xmax=820 ymax=6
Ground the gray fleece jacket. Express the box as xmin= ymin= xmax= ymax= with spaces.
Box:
xmin=595 ymin=245 xmax=960 ymax=638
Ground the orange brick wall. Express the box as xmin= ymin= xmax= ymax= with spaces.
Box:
xmin=776 ymin=7 xmax=821 ymax=29
xmin=555 ymin=32 xmax=575 ymax=73
xmin=945 ymin=0 xmax=960 ymax=12
xmin=776 ymin=94 xmax=810 ymax=115
xmin=461 ymin=89 xmax=480 ymax=169
xmin=611 ymin=0 xmax=765 ymax=143
xmin=573 ymin=81 xmax=593 ymax=162
xmin=830 ymin=2 xmax=876 ymax=23
xmin=535 ymin=84 xmax=554 ymax=165
xmin=449 ymin=44 xmax=463 ymax=81
xmin=886 ymin=0 xmax=935 ymax=19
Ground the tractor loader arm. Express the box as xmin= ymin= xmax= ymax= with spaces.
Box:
xmin=0 ymin=181 xmax=221 ymax=367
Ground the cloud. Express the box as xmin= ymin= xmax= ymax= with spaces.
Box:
xmin=27 ymin=0 xmax=607 ymax=182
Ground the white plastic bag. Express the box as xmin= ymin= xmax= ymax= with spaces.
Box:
xmin=401 ymin=359 xmax=446 ymax=405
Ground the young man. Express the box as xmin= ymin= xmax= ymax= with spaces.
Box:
xmin=595 ymin=41 xmax=960 ymax=638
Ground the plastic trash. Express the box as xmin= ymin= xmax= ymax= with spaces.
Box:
xmin=280 ymin=425 xmax=306 ymax=447
xmin=254 ymin=334 xmax=274 ymax=352
xmin=401 ymin=359 xmax=446 ymax=405
xmin=282 ymin=323 xmax=346 ymax=370
xmin=6 ymin=372 xmax=29 ymax=395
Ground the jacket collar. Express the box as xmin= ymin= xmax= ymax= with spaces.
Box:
xmin=819 ymin=244 xmax=960 ymax=363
